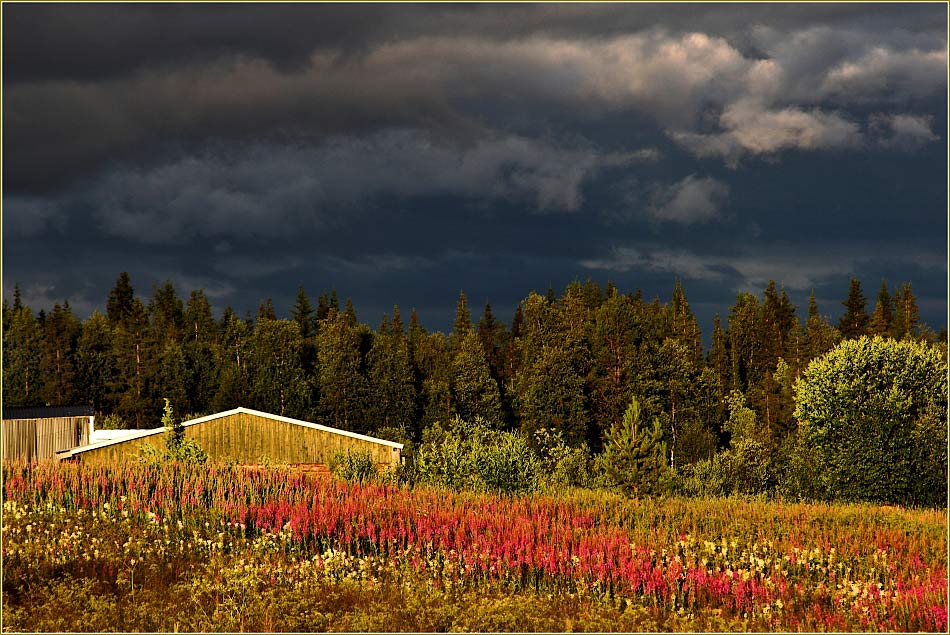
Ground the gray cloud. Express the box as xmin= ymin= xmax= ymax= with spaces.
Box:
xmin=648 ymin=175 xmax=730 ymax=224
xmin=63 ymin=131 xmax=646 ymax=243
xmin=582 ymin=243 xmax=947 ymax=293
xmin=870 ymin=113 xmax=940 ymax=150
xmin=672 ymin=101 xmax=864 ymax=166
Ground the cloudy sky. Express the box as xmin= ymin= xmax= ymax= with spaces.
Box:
xmin=3 ymin=4 xmax=947 ymax=337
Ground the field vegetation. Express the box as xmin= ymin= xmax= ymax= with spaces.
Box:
xmin=2 ymin=461 xmax=946 ymax=632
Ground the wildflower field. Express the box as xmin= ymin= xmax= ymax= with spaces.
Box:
xmin=2 ymin=461 xmax=947 ymax=632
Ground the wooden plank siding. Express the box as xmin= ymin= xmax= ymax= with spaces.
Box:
xmin=2 ymin=417 xmax=91 ymax=462
xmin=66 ymin=411 xmax=401 ymax=467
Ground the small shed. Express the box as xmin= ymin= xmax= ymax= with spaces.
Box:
xmin=56 ymin=407 xmax=403 ymax=468
xmin=2 ymin=406 xmax=95 ymax=462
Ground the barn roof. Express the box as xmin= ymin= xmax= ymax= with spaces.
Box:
xmin=56 ymin=407 xmax=404 ymax=458
xmin=2 ymin=405 xmax=95 ymax=420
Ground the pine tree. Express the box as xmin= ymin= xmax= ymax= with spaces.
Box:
xmin=367 ymin=314 xmax=416 ymax=434
xmin=111 ymin=298 xmax=153 ymax=427
xmin=803 ymin=292 xmax=841 ymax=364
xmin=257 ymin=298 xmax=277 ymax=321
xmin=40 ymin=302 xmax=80 ymax=406
xmin=453 ymin=291 xmax=472 ymax=337
xmin=3 ymin=306 xmax=45 ymax=406
xmin=148 ymin=281 xmax=184 ymax=344
xmin=318 ymin=309 xmax=369 ymax=431
xmin=248 ymin=319 xmax=310 ymax=418
xmin=183 ymin=290 xmax=219 ymax=414
xmin=106 ymin=272 xmax=135 ymax=326
xmin=452 ymin=330 xmax=504 ymax=426
xmin=668 ymin=280 xmax=703 ymax=363
xmin=603 ymin=396 xmax=668 ymax=497
xmin=897 ymin=283 xmax=920 ymax=339
xmin=838 ymin=278 xmax=869 ymax=339
xmin=212 ymin=310 xmax=250 ymax=412
xmin=869 ymin=280 xmax=893 ymax=337
xmin=76 ymin=311 xmax=115 ymax=413
xmin=291 ymin=286 xmax=316 ymax=339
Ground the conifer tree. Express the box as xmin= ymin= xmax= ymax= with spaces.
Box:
xmin=111 ymin=298 xmax=153 ymax=427
xmin=3 ymin=306 xmax=45 ymax=406
xmin=291 ymin=285 xmax=316 ymax=339
xmin=869 ymin=280 xmax=893 ymax=337
xmin=40 ymin=302 xmax=80 ymax=406
xmin=76 ymin=311 xmax=115 ymax=413
xmin=212 ymin=310 xmax=250 ymax=412
xmin=603 ymin=396 xmax=668 ymax=497
xmin=838 ymin=278 xmax=870 ymax=339
xmin=183 ymin=290 xmax=219 ymax=414
xmin=257 ymin=298 xmax=277 ymax=321
xmin=148 ymin=281 xmax=185 ymax=343
xmin=452 ymin=330 xmax=504 ymax=427
xmin=318 ymin=309 xmax=369 ymax=431
xmin=106 ymin=272 xmax=135 ymax=326
xmin=803 ymin=292 xmax=841 ymax=365
xmin=453 ymin=291 xmax=472 ymax=337
xmin=249 ymin=319 xmax=310 ymax=418
xmin=368 ymin=311 xmax=416 ymax=433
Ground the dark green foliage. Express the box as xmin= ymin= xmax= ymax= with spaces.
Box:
xmin=183 ymin=291 xmax=219 ymax=414
xmin=248 ymin=318 xmax=310 ymax=418
xmin=76 ymin=311 xmax=115 ymax=412
xmin=40 ymin=303 xmax=81 ymax=406
xmin=3 ymin=306 xmax=45 ymax=406
xmin=838 ymin=278 xmax=869 ymax=339
xmin=367 ymin=312 xmax=416 ymax=434
xmin=793 ymin=336 xmax=948 ymax=506
xmin=602 ymin=397 xmax=669 ymax=497
xmin=317 ymin=309 xmax=369 ymax=432
xmin=106 ymin=272 xmax=135 ymax=326
xmin=451 ymin=330 xmax=504 ymax=427
xmin=869 ymin=280 xmax=893 ymax=337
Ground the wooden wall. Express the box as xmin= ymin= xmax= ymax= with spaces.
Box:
xmin=2 ymin=417 xmax=91 ymax=462
xmin=71 ymin=412 xmax=401 ymax=466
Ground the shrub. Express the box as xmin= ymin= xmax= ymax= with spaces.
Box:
xmin=412 ymin=416 xmax=542 ymax=495
xmin=533 ymin=428 xmax=592 ymax=489
xmin=329 ymin=450 xmax=379 ymax=484
xmin=677 ymin=438 xmax=775 ymax=498
xmin=792 ymin=336 xmax=947 ymax=506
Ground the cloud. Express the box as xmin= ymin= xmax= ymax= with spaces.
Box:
xmin=673 ymin=101 xmax=863 ymax=166
xmin=2 ymin=196 xmax=66 ymax=237
xmin=870 ymin=113 xmax=940 ymax=151
xmin=74 ymin=131 xmax=644 ymax=243
xmin=581 ymin=243 xmax=947 ymax=292
xmin=821 ymin=47 xmax=947 ymax=102
xmin=648 ymin=175 xmax=729 ymax=224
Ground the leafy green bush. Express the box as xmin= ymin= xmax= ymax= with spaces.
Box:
xmin=328 ymin=450 xmax=379 ymax=484
xmin=792 ymin=336 xmax=947 ymax=506
xmin=533 ymin=428 xmax=593 ymax=489
xmin=97 ymin=413 xmax=128 ymax=430
xmin=677 ymin=438 xmax=775 ymax=498
xmin=412 ymin=416 xmax=542 ymax=495
xmin=137 ymin=400 xmax=208 ymax=465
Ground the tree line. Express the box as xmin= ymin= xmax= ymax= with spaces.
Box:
xmin=2 ymin=273 xmax=943 ymax=469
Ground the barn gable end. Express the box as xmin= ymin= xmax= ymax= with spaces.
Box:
xmin=56 ymin=407 xmax=402 ymax=467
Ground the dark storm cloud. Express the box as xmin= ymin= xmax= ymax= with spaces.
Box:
xmin=2 ymin=3 xmax=947 ymax=336
xmin=5 ymin=4 xmax=945 ymax=193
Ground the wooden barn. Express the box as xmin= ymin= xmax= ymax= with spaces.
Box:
xmin=2 ymin=406 xmax=95 ymax=462
xmin=55 ymin=407 xmax=403 ymax=468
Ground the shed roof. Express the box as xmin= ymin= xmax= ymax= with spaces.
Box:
xmin=56 ymin=407 xmax=404 ymax=458
xmin=2 ymin=405 xmax=95 ymax=420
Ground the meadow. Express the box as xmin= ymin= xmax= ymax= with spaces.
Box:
xmin=2 ymin=461 xmax=947 ymax=632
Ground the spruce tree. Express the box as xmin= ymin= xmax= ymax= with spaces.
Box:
xmin=869 ymin=280 xmax=893 ymax=337
xmin=454 ymin=291 xmax=472 ymax=336
xmin=452 ymin=330 xmax=504 ymax=427
xmin=183 ymin=291 xmax=219 ymax=414
xmin=291 ymin=285 xmax=316 ymax=339
xmin=3 ymin=306 xmax=45 ymax=406
xmin=40 ymin=303 xmax=80 ymax=406
xmin=106 ymin=272 xmax=135 ymax=326
xmin=76 ymin=311 xmax=115 ymax=413
xmin=838 ymin=278 xmax=870 ymax=339
xmin=367 ymin=313 xmax=416 ymax=434
xmin=148 ymin=281 xmax=185 ymax=343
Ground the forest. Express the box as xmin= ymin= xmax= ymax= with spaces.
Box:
xmin=3 ymin=273 xmax=946 ymax=505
